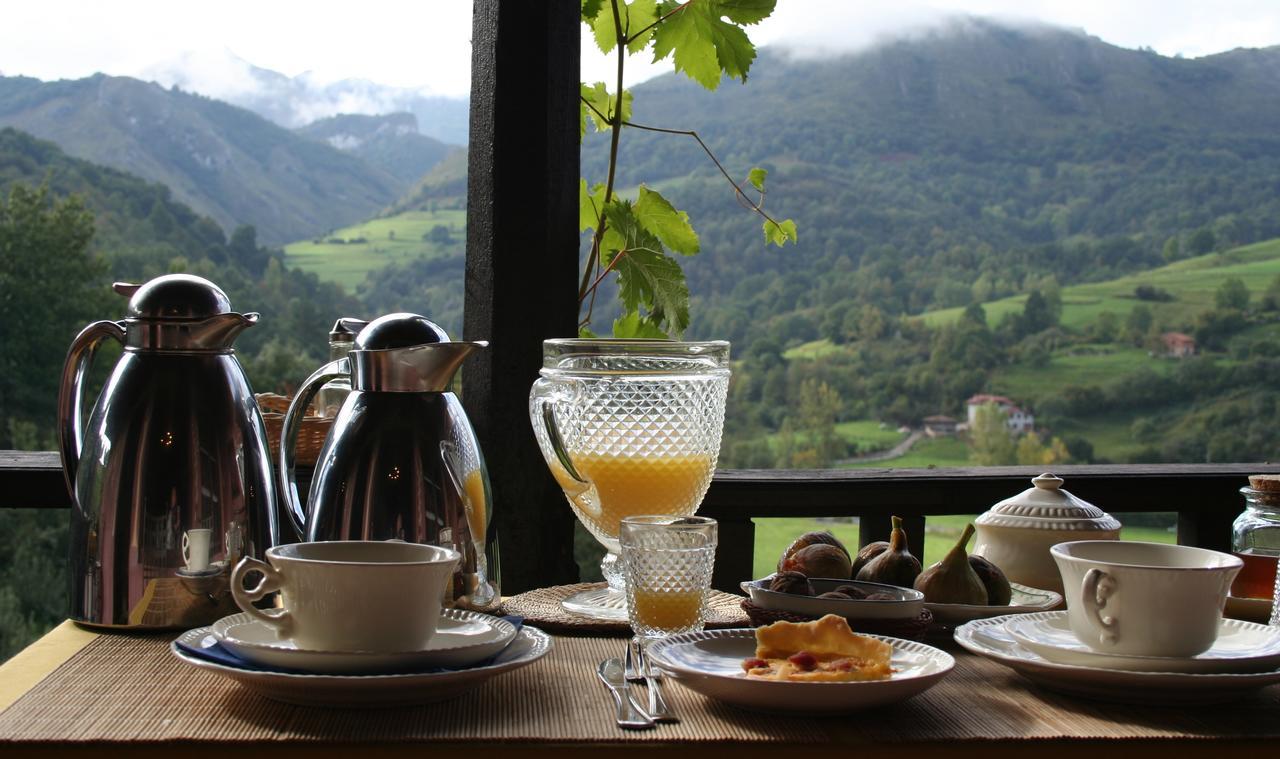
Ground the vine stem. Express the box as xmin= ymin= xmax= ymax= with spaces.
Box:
xmin=581 ymin=94 xmax=786 ymax=232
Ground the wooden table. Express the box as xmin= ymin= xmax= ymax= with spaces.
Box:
xmin=1 ymin=620 xmax=1277 ymax=758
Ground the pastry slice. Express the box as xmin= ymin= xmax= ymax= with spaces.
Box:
xmin=741 ymin=614 xmax=894 ymax=682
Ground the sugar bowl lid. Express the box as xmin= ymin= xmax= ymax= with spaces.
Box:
xmin=975 ymin=473 xmax=1120 ymax=532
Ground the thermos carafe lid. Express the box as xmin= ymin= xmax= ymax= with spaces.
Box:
xmin=348 ymin=313 xmax=486 ymax=392
xmin=116 ymin=274 xmax=233 ymax=320
xmin=354 ymin=313 xmax=451 ymax=350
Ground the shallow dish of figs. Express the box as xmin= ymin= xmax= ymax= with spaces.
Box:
xmin=740 ymin=577 xmax=925 ymax=620
xmin=761 ymin=520 xmax=1063 ymax=627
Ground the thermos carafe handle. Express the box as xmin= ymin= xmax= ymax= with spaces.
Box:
xmin=279 ymin=358 xmax=350 ymax=539
xmin=57 ymin=320 xmax=126 ymax=500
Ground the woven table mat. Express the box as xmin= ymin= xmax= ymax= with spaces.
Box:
xmin=4 ymin=630 xmax=1280 ymax=745
xmin=502 ymin=583 xmax=749 ymax=634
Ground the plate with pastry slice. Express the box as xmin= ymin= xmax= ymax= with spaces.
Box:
xmin=645 ymin=614 xmax=953 ymax=714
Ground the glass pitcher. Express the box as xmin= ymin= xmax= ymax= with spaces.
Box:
xmin=529 ymin=339 xmax=730 ymax=620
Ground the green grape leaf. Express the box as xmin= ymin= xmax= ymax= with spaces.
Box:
xmin=763 ymin=217 xmax=798 ymax=247
xmin=581 ymin=0 xmax=605 ymax=22
xmin=634 ymin=186 xmax=699 ymax=255
xmin=612 ymin=311 xmax=670 ymax=338
xmin=603 ymin=200 xmax=690 ymax=335
xmin=626 ymin=0 xmax=660 ymax=53
xmin=592 ymin=0 xmax=659 ymax=54
xmin=578 ymin=324 xmax=600 ymax=338
xmin=580 ymin=82 xmax=631 ymax=133
xmin=748 ymin=167 xmax=767 ymax=192
xmin=580 ymin=180 xmax=606 ymax=232
xmin=651 ymin=0 xmax=774 ymax=89
xmin=714 ymin=0 xmax=776 ymax=25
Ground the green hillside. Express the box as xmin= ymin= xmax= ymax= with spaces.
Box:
xmin=284 ymin=210 xmax=466 ymax=291
xmin=0 ymin=74 xmax=404 ymax=244
xmin=922 ymin=238 xmax=1280 ymax=330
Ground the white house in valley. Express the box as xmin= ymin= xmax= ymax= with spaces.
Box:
xmin=966 ymin=394 xmax=1035 ymax=435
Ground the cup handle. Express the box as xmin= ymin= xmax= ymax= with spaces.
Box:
xmin=1081 ymin=567 xmax=1119 ymax=646
xmin=230 ymin=557 xmax=293 ymax=639
xmin=181 ymin=533 xmax=190 ymax=567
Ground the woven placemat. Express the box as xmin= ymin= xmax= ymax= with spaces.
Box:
xmin=4 ymin=629 xmax=1280 ymax=745
xmin=502 ymin=583 xmax=749 ymax=634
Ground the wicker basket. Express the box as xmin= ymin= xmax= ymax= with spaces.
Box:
xmin=256 ymin=393 xmax=334 ymax=467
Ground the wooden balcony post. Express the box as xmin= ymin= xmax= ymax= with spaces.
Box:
xmin=464 ymin=1 xmax=581 ymax=591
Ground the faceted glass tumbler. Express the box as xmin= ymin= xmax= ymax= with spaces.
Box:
xmin=621 ymin=516 xmax=718 ymax=639
xmin=529 ymin=339 xmax=729 ymax=621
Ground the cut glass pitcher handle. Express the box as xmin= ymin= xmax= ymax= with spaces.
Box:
xmin=530 ymin=377 xmax=586 ymax=484
xmin=57 ymin=320 xmax=126 ymax=501
xmin=279 ymin=358 xmax=349 ymax=538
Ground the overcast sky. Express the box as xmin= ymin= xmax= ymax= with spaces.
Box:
xmin=1 ymin=1 xmax=1278 ymax=97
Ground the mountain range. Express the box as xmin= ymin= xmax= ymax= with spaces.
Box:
xmin=0 ymin=74 xmax=411 ymax=245
xmin=576 ymin=18 xmax=1280 ymax=344
xmin=140 ymin=50 xmax=469 ymax=145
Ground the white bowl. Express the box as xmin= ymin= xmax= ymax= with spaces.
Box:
xmin=741 ymin=577 xmax=925 ymax=620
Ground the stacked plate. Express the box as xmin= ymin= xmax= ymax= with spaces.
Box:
xmin=955 ymin=611 xmax=1280 ymax=703
xmin=171 ymin=609 xmax=552 ymax=707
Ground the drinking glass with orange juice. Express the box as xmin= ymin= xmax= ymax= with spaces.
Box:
xmin=530 ymin=339 xmax=730 ymax=620
xmin=621 ymin=516 xmax=718 ymax=639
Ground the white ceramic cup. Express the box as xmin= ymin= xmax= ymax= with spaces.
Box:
xmin=230 ymin=541 xmax=460 ymax=652
xmin=1051 ymin=540 xmax=1242 ymax=658
xmin=182 ymin=528 xmax=212 ymax=571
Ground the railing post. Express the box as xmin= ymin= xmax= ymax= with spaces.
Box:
xmin=712 ymin=513 xmax=755 ymax=592
xmin=464 ymin=1 xmax=582 ymax=592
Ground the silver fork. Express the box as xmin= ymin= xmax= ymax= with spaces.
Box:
xmin=627 ymin=638 xmax=677 ymax=723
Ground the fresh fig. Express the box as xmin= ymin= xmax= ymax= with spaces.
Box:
xmin=784 ymin=543 xmax=853 ymax=579
xmin=969 ymin=554 xmax=1013 ymax=605
xmin=913 ymin=524 xmax=988 ymax=605
xmin=835 ymin=584 xmax=870 ymax=599
xmin=817 ymin=591 xmax=854 ymax=600
xmin=851 ymin=540 xmax=889 ymax=577
xmin=777 ymin=530 xmax=850 ymax=574
xmin=768 ymin=571 xmax=814 ymax=596
xmin=855 ymin=516 xmax=922 ymax=587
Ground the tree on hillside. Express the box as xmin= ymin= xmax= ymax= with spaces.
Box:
xmin=1215 ymin=277 xmax=1250 ymax=312
xmin=1126 ymin=304 xmax=1154 ymax=344
xmin=796 ymin=379 xmax=844 ymax=467
xmin=1017 ymin=290 xmax=1056 ymax=337
xmin=0 ymin=183 xmax=108 ymax=447
xmin=969 ymin=403 xmax=1016 ymax=465
xmin=1015 ymin=432 xmax=1070 ymax=466
xmin=1187 ymin=227 xmax=1216 ymax=256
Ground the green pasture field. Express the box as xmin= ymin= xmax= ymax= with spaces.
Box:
xmin=988 ymin=344 xmax=1172 ymax=406
xmin=841 ymin=436 xmax=971 ymax=469
xmin=284 ymin=210 xmax=466 ymax=291
xmin=783 ymin=339 xmax=844 ymax=360
xmin=765 ymin=419 xmax=906 ymax=454
xmin=752 ymin=513 xmax=1175 ymax=579
xmin=922 ymin=237 xmax=1280 ymax=331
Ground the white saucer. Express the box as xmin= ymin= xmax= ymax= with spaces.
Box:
xmin=1004 ymin=611 xmax=1280 ymax=673
xmin=646 ymin=628 xmax=953 ymax=714
xmin=172 ymin=624 xmax=551 ymax=707
xmin=211 ymin=609 xmax=517 ymax=674
xmin=955 ymin=614 xmax=1280 ymax=704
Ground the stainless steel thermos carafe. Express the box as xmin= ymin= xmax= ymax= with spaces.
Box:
xmin=279 ymin=313 xmax=499 ymax=611
xmin=58 ymin=274 xmax=278 ymax=628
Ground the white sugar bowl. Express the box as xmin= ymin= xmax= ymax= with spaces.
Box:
xmin=973 ymin=473 xmax=1121 ymax=593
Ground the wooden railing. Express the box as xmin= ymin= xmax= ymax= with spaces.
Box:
xmin=9 ymin=450 xmax=1272 ymax=592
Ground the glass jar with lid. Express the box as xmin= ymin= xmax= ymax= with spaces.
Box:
xmin=1230 ymin=474 xmax=1280 ymax=600
xmin=313 ymin=318 xmax=364 ymax=418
